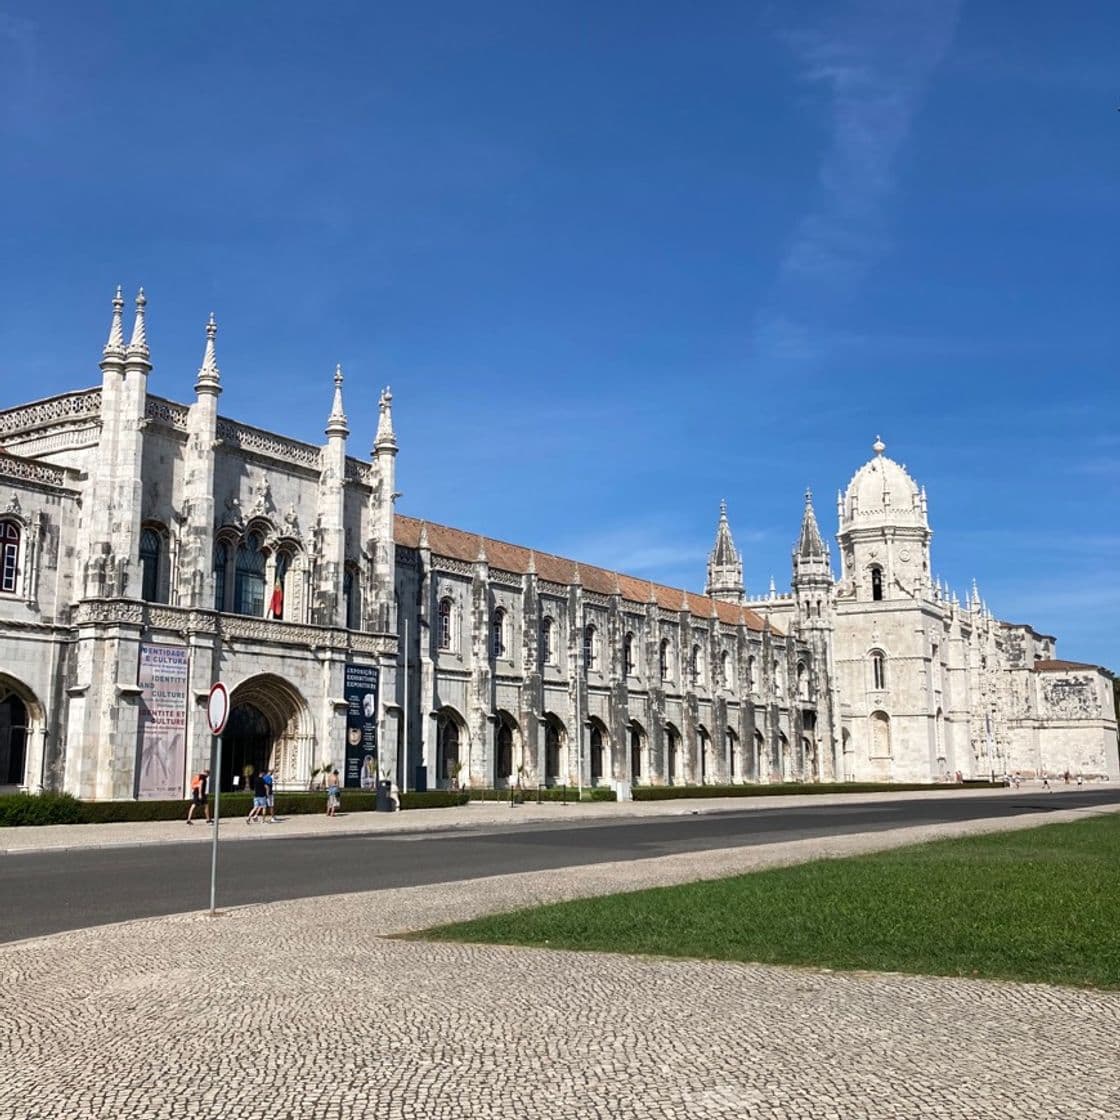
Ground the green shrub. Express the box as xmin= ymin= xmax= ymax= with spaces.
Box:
xmin=466 ymin=786 xmax=616 ymax=803
xmin=400 ymin=791 xmax=470 ymax=810
xmin=0 ymin=792 xmax=85 ymax=827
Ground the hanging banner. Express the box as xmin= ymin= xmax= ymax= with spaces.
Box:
xmin=137 ymin=643 xmax=189 ymax=800
xmin=344 ymin=663 xmax=379 ymax=789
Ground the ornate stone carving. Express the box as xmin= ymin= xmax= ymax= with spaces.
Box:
xmin=144 ymin=397 xmax=189 ymax=431
xmin=0 ymin=389 xmax=102 ymax=436
xmin=248 ymin=473 xmax=274 ymax=519
xmin=431 ymin=555 xmax=474 ymax=577
xmin=0 ymin=454 xmax=67 ymax=488
xmin=282 ymin=504 xmax=300 ymax=537
xmin=215 ymin=418 xmax=322 ymax=469
xmin=5 ymin=492 xmax=20 ymax=516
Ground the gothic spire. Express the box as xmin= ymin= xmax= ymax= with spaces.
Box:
xmin=796 ymin=488 xmax=827 ymax=559
xmin=705 ymin=499 xmax=745 ymax=603
xmin=102 ymin=285 xmax=126 ymax=361
xmin=195 ymin=312 xmax=221 ymax=394
xmin=325 ymin=363 xmax=349 ymax=438
xmin=126 ymin=287 xmax=150 ymax=362
xmin=373 ymin=385 xmax=397 ymax=455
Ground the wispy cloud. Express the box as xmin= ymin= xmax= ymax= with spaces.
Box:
xmin=755 ymin=1 xmax=961 ymax=365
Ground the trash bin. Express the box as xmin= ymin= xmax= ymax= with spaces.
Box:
xmin=376 ymin=779 xmax=394 ymax=812
xmin=414 ymin=764 xmax=428 ymax=794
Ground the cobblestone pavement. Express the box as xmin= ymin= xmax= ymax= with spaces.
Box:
xmin=3 ymin=802 xmax=1118 ymax=1119
xmin=0 ymin=782 xmax=1093 ymax=854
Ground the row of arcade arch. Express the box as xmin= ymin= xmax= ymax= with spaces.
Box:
xmin=433 ymin=706 xmax=815 ymax=789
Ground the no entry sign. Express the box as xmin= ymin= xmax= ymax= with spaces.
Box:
xmin=206 ymin=682 xmax=230 ymax=736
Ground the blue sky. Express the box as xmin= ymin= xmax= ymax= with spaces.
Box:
xmin=2 ymin=1 xmax=1118 ymax=665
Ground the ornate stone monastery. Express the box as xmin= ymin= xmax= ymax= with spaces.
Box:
xmin=0 ymin=291 xmax=1116 ymax=798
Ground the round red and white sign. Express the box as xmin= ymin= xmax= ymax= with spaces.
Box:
xmin=206 ymin=682 xmax=230 ymax=736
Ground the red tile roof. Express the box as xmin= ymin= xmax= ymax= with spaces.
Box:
xmin=1033 ymin=659 xmax=1108 ymax=674
xmin=395 ymin=514 xmax=776 ymax=634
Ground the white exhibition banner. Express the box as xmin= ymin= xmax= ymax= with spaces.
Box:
xmin=137 ymin=643 xmax=189 ymax=800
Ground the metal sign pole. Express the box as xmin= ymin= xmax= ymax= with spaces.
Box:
xmin=209 ymin=732 xmax=222 ymax=916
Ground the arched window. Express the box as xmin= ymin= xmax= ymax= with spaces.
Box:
xmin=721 ymin=650 xmax=733 ymax=690
xmin=490 ymin=608 xmax=506 ymax=659
xmin=139 ymin=527 xmax=162 ymax=603
xmin=666 ymin=724 xmax=680 ymax=783
xmin=344 ymin=568 xmax=362 ymax=630
xmin=437 ymin=597 xmax=453 ymax=651
xmin=691 ymin=644 xmax=704 ymax=685
xmin=659 ymin=638 xmax=671 ymax=681
xmin=623 ymin=632 xmax=635 ymax=676
xmin=748 ymin=655 xmax=758 ymax=696
xmin=871 ymin=650 xmax=886 ymax=690
xmin=871 ymin=565 xmax=884 ymax=601
xmin=590 ymin=725 xmax=604 ymax=781
xmin=629 ymin=724 xmax=642 ymax=779
xmin=212 ymin=542 xmax=228 ymax=612
xmin=698 ymin=725 xmax=711 ymax=783
xmin=540 ymin=616 xmax=553 ymax=665
xmin=1 ymin=520 xmax=21 ymax=594
xmin=727 ymin=728 xmax=739 ymax=781
xmin=583 ymin=623 xmax=597 ymax=670
xmin=438 ymin=718 xmax=460 ymax=785
xmin=234 ymin=532 xmax=267 ymax=616
xmin=797 ymin=661 xmax=809 ymax=701
xmin=496 ymin=721 xmax=513 ymax=783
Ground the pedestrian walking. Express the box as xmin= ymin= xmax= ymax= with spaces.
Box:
xmin=186 ymin=769 xmax=211 ymax=824
xmin=247 ymin=772 xmax=268 ymax=823
xmin=262 ymin=767 xmax=276 ymax=822
xmin=326 ymin=769 xmax=341 ymax=816
xmin=1042 ymin=774 xmax=1052 ymax=791
xmin=1077 ymin=773 xmax=1084 ymax=788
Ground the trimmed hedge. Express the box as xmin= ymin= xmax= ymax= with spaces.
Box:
xmin=466 ymin=786 xmax=617 ymax=803
xmin=632 ymin=781 xmax=1004 ymax=801
xmin=0 ymin=792 xmax=85 ymax=827
xmin=0 ymin=789 xmax=469 ymax=827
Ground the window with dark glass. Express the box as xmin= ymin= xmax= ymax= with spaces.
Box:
xmin=590 ymin=726 xmax=604 ymax=781
xmin=540 ymin=617 xmax=553 ymax=665
xmin=490 ymin=609 xmax=506 ymax=659
xmin=623 ymin=632 xmax=635 ymax=675
xmin=344 ymin=569 xmax=361 ymax=630
xmin=659 ymin=639 xmax=670 ymax=680
xmin=235 ymin=533 xmax=267 ymax=616
xmin=0 ymin=521 xmax=20 ymax=594
xmin=211 ymin=542 xmax=227 ymax=612
xmin=872 ymin=651 xmax=886 ymax=690
xmin=437 ymin=598 xmax=453 ymax=650
xmin=583 ymin=624 xmax=597 ymax=670
xmin=139 ymin=527 xmax=161 ymax=602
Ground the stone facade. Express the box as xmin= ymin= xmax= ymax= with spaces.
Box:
xmin=0 ymin=293 xmax=1115 ymax=797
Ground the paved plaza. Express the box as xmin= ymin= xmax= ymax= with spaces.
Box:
xmin=3 ymin=793 xmax=1119 ymax=1119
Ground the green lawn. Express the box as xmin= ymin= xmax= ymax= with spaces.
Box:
xmin=413 ymin=813 xmax=1120 ymax=989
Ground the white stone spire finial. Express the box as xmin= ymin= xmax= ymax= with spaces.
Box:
xmin=769 ymin=575 xmax=777 ymax=599
xmin=195 ymin=312 xmax=221 ymax=393
xmin=103 ymin=285 xmax=126 ymax=359
xmin=127 ymin=287 xmax=149 ymax=359
xmin=872 ymin=435 xmax=885 ymax=456
xmin=326 ymin=363 xmax=349 ymax=438
xmin=373 ymin=384 xmax=397 ymax=454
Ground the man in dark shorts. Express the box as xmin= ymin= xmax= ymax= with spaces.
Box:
xmin=187 ymin=768 xmax=212 ymax=824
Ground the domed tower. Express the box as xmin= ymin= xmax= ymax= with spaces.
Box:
xmin=837 ymin=436 xmax=931 ymax=603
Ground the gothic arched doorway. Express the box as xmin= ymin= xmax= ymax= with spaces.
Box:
xmin=223 ymin=675 xmax=311 ymax=792
xmin=436 ymin=708 xmax=465 ymax=788
xmin=223 ymin=703 xmax=271 ymax=793
xmin=494 ymin=712 xmax=518 ymax=788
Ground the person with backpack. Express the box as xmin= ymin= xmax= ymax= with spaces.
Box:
xmin=187 ymin=769 xmax=211 ymax=824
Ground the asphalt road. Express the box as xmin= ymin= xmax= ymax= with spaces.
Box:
xmin=3 ymin=789 xmax=1118 ymax=944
